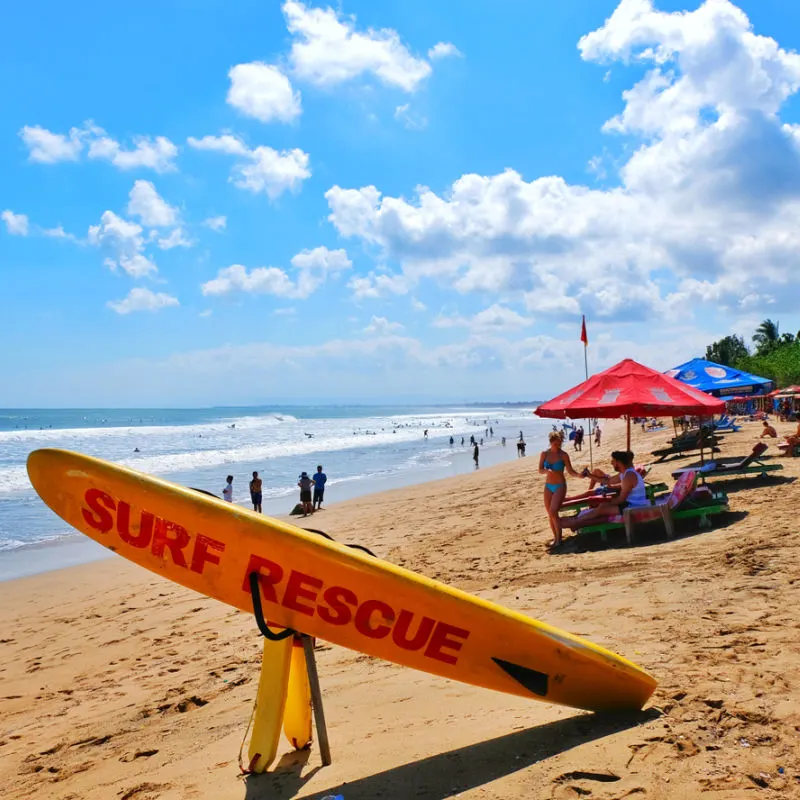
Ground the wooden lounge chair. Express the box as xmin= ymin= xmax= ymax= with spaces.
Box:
xmin=570 ymin=471 xmax=729 ymax=545
xmin=670 ymin=442 xmax=782 ymax=481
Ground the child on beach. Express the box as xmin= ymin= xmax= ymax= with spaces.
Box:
xmin=222 ymin=475 xmax=233 ymax=503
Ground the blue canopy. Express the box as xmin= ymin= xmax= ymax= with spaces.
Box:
xmin=665 ymin=358 xmax=773 ymax=397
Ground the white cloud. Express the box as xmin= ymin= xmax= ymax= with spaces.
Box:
xmin=364 ymin=315 xmax=405 ymax=335
xmin=273 ymin=307 xmax=297 ymax=316
xmin=88 ymin=133 xmax=178 ymax=172
xmin=115 ymin=254 xmax=159 ymax=278
xmin=199 ymin=309 xmax=213 ymax=318
xmin=42 ymin=225 xmax=77 ymax=241
xmin=89 ymin=210 xmax=158 ymax=277
xmin=202 ymin=246 xmax=351 ymax=300
xmin=325 ymin=0 xmax=800 ymax=323
xmin=19 ymin=122 xmax=178 ymax=172
xmin=428 ymin=42 xmax=462 ymax=60
xmin=19 ymin=125 xmax=84 ymax=163
xmin=348 ymin=270 xmax=411 ymax=300
xmin=290 ymin=246 xmax=351 ymax=272
xmin=2 ymin=210 xmax=29 ymax=236
xmin=227 ymin=62 xmax=302 ymax=123
xmin=411 ymin=297 xmax=427 ymax=312
xmin=394 ymin=104 xmax=428 ymax=130
xmin=188 ymin=134 xmax=311 ymax=198
xmin=202 ymin=264 xmax=297 ymax=297
xmin=434 ymin=304 xmax=533 ymax=332
xmin=203 ymin=215 xmax=227 ymax=231
xmin=283 ymin=0 xmax=431 ymax=91
xmin=156 ymin=228 xmax=192 ymax=250
xmin=127 ymin=180 xmax=179 ymax=227
xmin=107 ymin=288 xmax=179 ymax=315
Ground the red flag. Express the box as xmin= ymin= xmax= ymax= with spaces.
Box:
xmin=580 ymin=315 xmax=588 ymax=346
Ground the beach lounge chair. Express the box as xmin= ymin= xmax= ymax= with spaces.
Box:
xmin=570 ymin=471 xmax=729 ymax=545
xmin=670 ymin=442 xmax=782 ymax=481
xmin=713 ymin=415 xmax=741 ymax=433
xmin=650 ymin=440 xmax=721 ymax=463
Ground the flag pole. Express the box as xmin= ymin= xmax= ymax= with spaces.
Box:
xmin=581 ymin=316 xmax=594 ymax=470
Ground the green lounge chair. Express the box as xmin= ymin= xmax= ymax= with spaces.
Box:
xmin=566 ymin=471 xmax=729 ymax=545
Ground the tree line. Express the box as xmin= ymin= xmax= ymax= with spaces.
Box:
xmin=705 ymin=319 xmax=800 ymax=386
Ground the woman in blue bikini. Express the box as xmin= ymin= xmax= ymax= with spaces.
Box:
xmin=539 ymin=431 xmax=583 ymax=548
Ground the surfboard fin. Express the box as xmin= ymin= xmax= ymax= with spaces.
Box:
xmin=491 ymin=657 xmax=549 ymax=697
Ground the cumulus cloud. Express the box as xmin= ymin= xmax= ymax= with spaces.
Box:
xmin=203 ymin=215 xmax=227 ymax=231
xmin=19 ymin=122 xmax=178 ymax=172
xmin=19 ymin=125 xmax=84 ymax=163
xmin=364 ymin=316 xmax=405 ymax=335
xmin=88 ymin=211 xmax=157 ymax=278
xmin=107 ymin=288 xmax=179 ymax=315
xmin=227 ymin=62 xmax=302 ymax=123
xmin=428 ymin=42 xmax=462 ymax=60
xmin=1 ymin=210 xmax=29 ymax=236
xmin=325 ymin=0 xmax=800 ymax=322
xmin=87 ymin=131 xmax=178 ymax=172
xmin=127 ymin=180 xmax=179 ymax=227
xmin=283 ymin=0 xmax=431 ymax=91
xmin=188 ymin=134 xmax=311 ymax=198
xmin=201 ymin=246 xmax=351 ymax=299
xmin=348 ymin=270 xmax=411 ymax=300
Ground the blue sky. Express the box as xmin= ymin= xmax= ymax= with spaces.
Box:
xmin=3 ymin=0 xmax=800 ymax=406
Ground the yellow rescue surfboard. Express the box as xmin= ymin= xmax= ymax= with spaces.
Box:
xmin=283 ymin=635 xmax=313 ymax=749
xmin=248 ymin=636 xmax=292 ymax=773
xmin=27 ymin=449 xmax=657 ymax=712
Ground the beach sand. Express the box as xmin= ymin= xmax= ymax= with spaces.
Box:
xmin=2 ymin=418 xmax=800 ymax=799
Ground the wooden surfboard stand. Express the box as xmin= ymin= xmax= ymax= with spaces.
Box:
xmin=249 ymin=572 xmax=332 ymax=766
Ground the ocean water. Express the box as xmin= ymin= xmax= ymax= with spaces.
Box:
xmin=0 ymin=406 xmax=547 ymax=567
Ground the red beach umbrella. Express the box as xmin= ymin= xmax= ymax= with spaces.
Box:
xmin=535 ymin=358 xmax=725 ymax=449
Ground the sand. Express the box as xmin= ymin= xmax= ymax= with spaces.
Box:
xmin=2 ymin=417 xmax=800 ymax=799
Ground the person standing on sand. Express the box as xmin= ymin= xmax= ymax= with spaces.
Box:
xmin=298 ymin=472 xmax=314 ymax=517
xmin=595 ymin=425 xmax=602 ymax=447
xmin=473 ymin=443 xmax=479 ymax=467
xmin=538 ymin=432 xmax=583 ymax=549
xmin=312 ymin=465 xmax=327 ymax=509
xmin=222 ymin=475 xmax=234 ymax=503
xmin=249 ymin=471 xmax=262 ymax=513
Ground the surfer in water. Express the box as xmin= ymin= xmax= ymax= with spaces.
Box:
xmin=249 ymin=471 xmax=263 ymax=513
xmin=538 ymin=432 xmax=583 ymax=549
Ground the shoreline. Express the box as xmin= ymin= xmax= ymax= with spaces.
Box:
xmin=0 ymin=431 xmax=534 ymax=582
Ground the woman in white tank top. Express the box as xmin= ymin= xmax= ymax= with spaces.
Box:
xmin=556 ymin=450 xmax=649 ymax=539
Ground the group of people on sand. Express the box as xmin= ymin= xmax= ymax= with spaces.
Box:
xmin=297 ymin=466 xmax=327 ymax=516
xmin=220 ymin=465 xmax=328 ymax=516
xmin=538 ymin=431 xmax=648 ymax=549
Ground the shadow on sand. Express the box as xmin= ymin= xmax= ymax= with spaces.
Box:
xmin=243 ymin=708 xmax=661 ymax=800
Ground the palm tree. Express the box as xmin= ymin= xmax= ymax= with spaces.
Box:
xmin=753 ymin=319 xmax=780 ymax=355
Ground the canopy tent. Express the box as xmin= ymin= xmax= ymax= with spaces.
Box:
xmin=665 ymin=358 xmax=773 ymax=397
xmin=535 ymin=358 xmax=725 ymax=449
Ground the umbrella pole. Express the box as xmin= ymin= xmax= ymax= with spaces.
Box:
xmin=587 ymin=417 xmax=594 ymax=470
xmin=626 ymin=415 xmax=631 ymax=451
